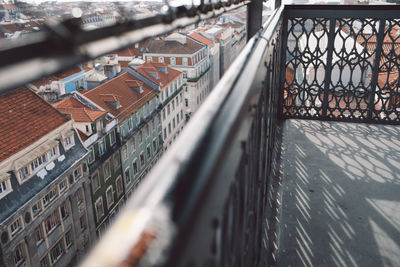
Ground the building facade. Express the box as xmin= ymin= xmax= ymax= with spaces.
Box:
xmin=53 ymin=93 xmax=124 ymax=238
xmin=129 ymin=62 xmax=185 ymax=148
xmin=144 ymin=33 xmax=211 ymax=120
xmin=0 ymin=88 xmax=94 ymax=267
xmin=83 ymin=72 xmax=163 ymax=197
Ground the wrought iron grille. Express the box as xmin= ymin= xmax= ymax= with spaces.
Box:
xmin=281 ymin=6 xmax=400 ymax=123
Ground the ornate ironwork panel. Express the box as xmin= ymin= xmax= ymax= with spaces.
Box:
xmin=282 ymin=9 xmax=400 ymax=124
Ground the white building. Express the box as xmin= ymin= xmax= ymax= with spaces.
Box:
xmin=144 ymin=33 xmax=211 ymax=120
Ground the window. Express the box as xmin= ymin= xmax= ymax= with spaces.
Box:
xmin=128 ymin=117 xmax=133 ymax=131
xmin=113 ymin=151 xmax=120 ymax=171
xmin=10 ymin=218 xmax=22 ymax=236
xmin=116 ymin=176 xmax=123 ymax=196
xmin=0 ymin=180 xmax=8 ymax=195
xmin=140 ymin=153 xmax=145 ymax=167
xmin=19 ymin=166 xmax=29 ymax=180
xmin=139 ymin=130 xmax=143 ymax=144
xmin=173 ymin=118 xmax=176 ymax=129
xmin=159 ymin=56 xmax=164 ymax=63
xmin=99 ymin=139 xmax=106 ymax=156
xmin=185 ymin=99 xmax=189 ymax=107
xmin=43 ymin=188 xmax=58 ymax=207
xmin=122 ymin=145 xmax=128 ymax=161
xmin=166 ymin=86 xmax=169 ymax=97
xmin=176 ymin=96 xmax=179 ymax=105
xmin=30 ymin=153 xmax=47 ymax=172
xmin=146 ymin=146 xmax=151 ymax=159
xmin=167 ymin=104 xmax=170 ymax=115
xmin=153 ymin=139 xmax=157 ymax=153
xmin=95 ymin=197 xmax=104 ymax=221
xmin=133 ymin=159 xmax=138 ymax=175
xmin=14 ymin=243 xmax=25 ymax=265
xmin=103 ymin=162 xmax=111 ymax=180
xmin=86 ymin=125 xmax=89 ymax=132
xmin=181 ymin=110 xmax=183 ymax=120
xmin=147 ymin=56 xmax=152 ymax=62
xmin=180 ymin=92 xmax=183 ymax=103
xmin=172 ymin=99 xmax=175 ymax=110
xmin=60 ymin=201 xmax=69 ymax=219
xmin=50 ymin=240 xmax=63 ymax=264
xmin=164 ymin=128 xmax=167 ymax=139
xmin=65 ymin=136 xmax=74 ymax=149
xmin=88 ymin=148 xmax=95 ymax=163
xmin=177 ymin=114 xmax=180 ymax=124
xmin=110 ymin=130 xmax=116 ymax=145
xmin=49 ymin=146 xmax=57 ymax=159
xmin=65 ymin=230 xmax=73 ymax=248
xmin=73 ymin=166 xmax=81 ymax=180
xmin=79 ymin=215 xmax=87 ymax=232
xmin=183 ymin=71 xmax=187 ymax=78
xmin=35 ymin=225 xmax=44 ymax=245
xmin=32 ymin=201 xmax=42 ymax=217
xmin=59 ymin=180 xmax=67 ymax=192
xmin=151 ymin=120 xmax=154 ymax=132
xmin=145 ymin=125 xmax=149 ymax=137
xmin=40 ymin=256 xmax=50 ymax=267
xmin=44 ymin=210 xmax=59 ymax=234
xmin=125 ymin=168 xmax=131 ymax=185
xmin=75 ymin=188 xmax=84 ymax=205
xmin=162 ymin=109 xmax=166 ymax=120
xmin=106 ymin=186 xmax=114 ymax=209
xmin=91 ymin=172 xmax=100 ymax=192
xmin=168 ymin=123 xmax=171 ymax=134
xmin=183 ymin=57 xmax=188 ymax=65
xmin=171 ymin=56 xmax=176 ymax=65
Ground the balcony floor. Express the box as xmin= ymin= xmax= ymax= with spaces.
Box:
xmin=276 ymin=119 xmax=400 ymax=267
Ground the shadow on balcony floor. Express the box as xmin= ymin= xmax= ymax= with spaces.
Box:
xmin=276 ymin=119 xmax=400 ymax=267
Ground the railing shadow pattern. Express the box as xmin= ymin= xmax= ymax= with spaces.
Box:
xmin=277 ymin=119 xmax=400 ymax=266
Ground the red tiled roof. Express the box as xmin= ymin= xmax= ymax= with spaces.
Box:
xmin=3 ymin=4 xmax=17 ymax=9
xmin=189 ymin=32 xmax=213 ymax=47
xmin=135 ymin=62 xmax=182 ymax=90
xmin=147 ymin=36 xmax=204 ymax=55
xmin=77 ymin=129 xmax=89 ymax=141
xmin=53 ymin=97 xmax=106 ymax=122
xmin=83 ymin=72 xmax=158 ymax=121
xmin=0 ymin=88 xmax=69 ymax=162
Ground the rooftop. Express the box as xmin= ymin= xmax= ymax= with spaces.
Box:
xmin=147 ymin=34 xmax=205 ymax=55
xmin=0 ymin=88 xmax=68 ymax=162
xmin=53 ymin=97 xmax=106 ymax=123
xmin=135 ymin=62 xmax=182 ymax=89
xmin=83 ymin=72 xmax=158 ymax=121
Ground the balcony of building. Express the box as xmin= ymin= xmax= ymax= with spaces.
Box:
xmin=1 ymin=2 xmax=400 ymax=267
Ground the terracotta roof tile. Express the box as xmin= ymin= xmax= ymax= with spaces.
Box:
xmin=83 ymin=72 xmax=158 ymax=121
xmin=53 ymin=97 xmax=106 ymax=123
xmin=189 ymin=32 xmax=213 ymax=47
xmin=147 ymin=36 xmax=204 ymax=55
xmin=0 ymin=88 xmax=69 ymax=162
xmin=135 ymin=62 xmax=182 ymax=90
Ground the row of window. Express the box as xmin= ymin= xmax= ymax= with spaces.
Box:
xmin=94 ymin=176 xmax=123 ymax=222
xmin=124 ymin=137 xmax=159 ymax=185
xmin=16 ymin=135 xmax=74 ymax=186
xmin=164 ymin=111 xmax=184 ymax=140
xmin=160 ymin=77 xmax=183 ymax=102
xmin=40 ymin=229 xmax=73 ymax=267
xmin=8 ymin=165 xmax=83 ymax=240
xmin=162 ymin=92 xmax=183 ymax=121
xmin=147 ymin=49 xmax=207 ymax=67
xmin=91 ymin=151 xmax=120 ymax=193
xmin=88 ymin=130 xmax=117 ymax=164
xmin=122 ymin=106 xmax=160 ymax=138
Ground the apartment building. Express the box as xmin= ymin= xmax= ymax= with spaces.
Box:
xmin=0 ymin=88 xmax=93 ymax=267
xmin=128 ymin=62 xmax=185 ymax=148
xmin=53 ymin=93 xmax=124 ymax=237
xmin=83 ymin=72 xmax=163 ymax=196
xmin=144 ymin=33 xmax=211 ymax=120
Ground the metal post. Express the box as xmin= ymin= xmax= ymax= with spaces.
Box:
xmin=247 ymin=0 xmax=263 ymax=41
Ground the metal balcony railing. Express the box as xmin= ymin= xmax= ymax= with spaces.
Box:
xmin=80 ymin=4 xmax=400 ymax=267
